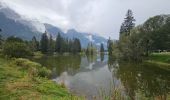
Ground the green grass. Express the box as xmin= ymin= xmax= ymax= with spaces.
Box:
xmin=146 ymin=52 xmax=170 ymax=70
xmin=0 ymin=57 xmax=84 ymax=100
xmin=149 ymin=52 xmax=170 ymax=63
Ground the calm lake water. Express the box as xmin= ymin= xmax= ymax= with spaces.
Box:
xmin=32 ymin=54 xmax=170 ymax=100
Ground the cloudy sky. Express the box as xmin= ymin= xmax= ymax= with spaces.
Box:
xmin=1 ymin=0 xmax=170 ymax=39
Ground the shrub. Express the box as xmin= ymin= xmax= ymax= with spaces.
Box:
xmin=37 ymin=67 xmax=51 ymax=78
xmin=13 ymin=58 xmax=51 ymax=78
xmin=13 ymin=58 xmax=41 ymax=69
xmin=2 ymin=37 xmax=32 ymax=58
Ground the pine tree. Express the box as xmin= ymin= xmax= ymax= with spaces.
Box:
xmin=40 ymin=31 xmax=49 ymax=53
xmin=31 ymin=36 xmax=39 ymax=52
xmin=77 ymin=39 xmax=81 ymax=52
xmin=72 ymin=38 xmax=81 ymax=53
xmin=107 ymin=37 xmax=113 ymax=55
xmin=100 ymin=43 xmax=104 ymax=53
xmin=0 ymin=35 xmax=2 ymax=47
xmin=120 ymin=9 xmax=135 ymax=36
xmin=55 ymin=33 xmax=62 ymax=53
xmin=0 ymin=29 xmax=2 ymax=48
xmin=68 ymin=39 xmax=73 ymax=52
xmin=0 ymin=28 xmax=4 ymax=49
xmin=86 ymin=42 xmax=96 ymax=55
xmin=48 ymin=34 xmax=54 ymax=53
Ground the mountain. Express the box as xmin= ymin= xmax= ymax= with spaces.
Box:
xmin=65 ymin=29 xmax=107 ymax=48
xmin=0 ymin=3 xmax=107 ymax=48
xmin=0 ymin=3 xmax=45 ymax=40
xmin=44 ymin=23 xmax=65 ymax=38
xmin=45 ymin=24 xmax=107 ymax=48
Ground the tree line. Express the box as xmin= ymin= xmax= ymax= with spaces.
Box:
xmin=0 ymin=31 xmax=82 ymax=58
xmin=39 ymin=31 xmax=81 ymax=54
xmin=0 ymin=29 xmax=107 ymax=58
xmin=108 ymin=9 xmax=170 ymax=61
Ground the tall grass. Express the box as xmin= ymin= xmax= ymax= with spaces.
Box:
xmin=98 ymin=82 xmax=126 ymax=100
xmin=0 ymin=57 xmax=83 ymax=100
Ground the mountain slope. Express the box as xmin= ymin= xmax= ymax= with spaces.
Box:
xmin=0 ymin=4 xmax=45 ymax=40
xmin=0 ymin=3 xmax=107 ymax=48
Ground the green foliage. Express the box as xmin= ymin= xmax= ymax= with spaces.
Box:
xmin=86 ymin=42 xmax=97 ymax=55
xmin=116 ymin=13 xmax=170 ymax=61
xmin=6 ymin=36 xmax=23 ymax=43
xmin=37 ymin=67 xmax=51 ymax=78
xmin=149 ymin=52 xmax=170 ymax=64
xmin=2 ymin=37 xmax=32 ymax=58
xmin=48 ymin=34 xmax=55 ymax=54
xmin=0 ymin=57 xmax=82 ymax=100
xmin=13 ymin=58 xmax=41 ymax=69
xmin=0 ymin=34 xmax=3 ymax=48
xmin=72 ymin=38 xmax=81 ymax=53
xmin=55 ymin=33 xmax=62 ymax=52
xmin=118 ymin=27 xmax=148 ymax=61
xmin=120 ymin=9 xmax=135 ymax=35
xmin=100 ymin=43 xmax=105 ymax=53
xmin=31 ymin=36 xmax=39 ymax=52
xmin=55 ymin=33 xmax=81 ymax=53
xmin=107 ymin=37 xmax=113 ymax=55
xmin=40 ymin=32 xmax=49 ymax=53
xmin=13 ymin=58 xmax=51 ymax=77
xmin=141 ymin=15 xmax=170 ymax=51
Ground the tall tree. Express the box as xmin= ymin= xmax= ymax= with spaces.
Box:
xmin=40 ymin=31 xmax=49 ymax=53
xmin=86 ymin=42 xmax=96 ymax=55
xmin=3 ymin=37 xmax=32 ymax=58
xmin=107 ymin=37 xmax=113 ymax=55
xmin=55 ymin=33 xmax=62 ymax=52
xmin=48 ymin=34 xmax=54 ymax=53
xmin=0 ymin=29 xmax=2 ymax=48
xmin=100 ymin=43 xmax=105 ymax=53
xmin=31 ymin=36 xmax=39 ymax=52
xmin=72 ymin=38 xmax=81 ymax=53
xmin=120 ymin=9 xmax=135 ymax=36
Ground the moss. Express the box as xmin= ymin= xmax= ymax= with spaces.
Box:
xmin=0 ymin=57 xmax=83 ymax=100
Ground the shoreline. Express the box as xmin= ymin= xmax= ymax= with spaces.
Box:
xmin=0 ymin=57 xmax=83 ymax=100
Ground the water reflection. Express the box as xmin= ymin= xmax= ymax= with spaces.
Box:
xmin=117 ymin=62 xmax=170 ymax=100
xmin=100 ymin=53 xmax=104 ymax=62
xmin=31 ymin=55 xmax=170 ymax=100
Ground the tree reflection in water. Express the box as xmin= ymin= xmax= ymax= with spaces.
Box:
xmin=31 ymin=54 xmax=170 ymax=99
xmin=115 ymin=62 xmax=170 ymax=100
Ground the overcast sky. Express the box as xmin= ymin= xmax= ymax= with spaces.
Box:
xmin=1 ymin=0 xmax=170 ymax=39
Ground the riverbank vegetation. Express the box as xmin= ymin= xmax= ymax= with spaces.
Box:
xmin=0 ymin=57 xmax=83 ymax=100
xmin=146 ymin=52 xmax=170 ymax=70
xmin=108 ymin=9 xmax=170 ymax=63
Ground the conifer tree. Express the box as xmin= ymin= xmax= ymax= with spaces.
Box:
xmin=31 ymin=36 xmax=39 ymax=52
xmin=100 ymin=43 xmax=104 ymax=53
xmin=120 ymin=9 xmax=135 ymax=36
xmin=0 ymin=29 xmax=2 ymax=48
xmin=55 ymin=33 xmax=62 ymax=52
xmin=40 ymin=31 xmax=49 ymax=53
xmin=48 ymin=34 xmax=54 ymax=53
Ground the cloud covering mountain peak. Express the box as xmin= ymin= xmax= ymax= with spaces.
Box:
xmin=1 ymin=0 xmax=170 ymax=39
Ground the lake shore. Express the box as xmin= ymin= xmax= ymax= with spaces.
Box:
xmin=0 ymin=56 xmax=83 ymax=100
xmin=146 ymin=52 xmax=170 ymax=71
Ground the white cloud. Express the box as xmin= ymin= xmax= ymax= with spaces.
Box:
xmin=1 ymin=0 xmax=170 ymax=39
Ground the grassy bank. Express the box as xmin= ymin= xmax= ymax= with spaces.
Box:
xmin=0 ymin=57 xmax=83 ymax=100
xmin=146 ymin=52 xmax=170 ymax=71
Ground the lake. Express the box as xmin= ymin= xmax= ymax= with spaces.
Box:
xmin=32 ymin=54 xmax=170 ymax=100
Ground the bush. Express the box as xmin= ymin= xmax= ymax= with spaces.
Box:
xmin=38 ymin=67 xmax=51 ymax=78
xmin=13 ymin=58 xmax=41 ymax=69
xmin=13 ymin=58 xmax=51 ymax=78
xmin=2 ymin=37 xmax=32 ymax=58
